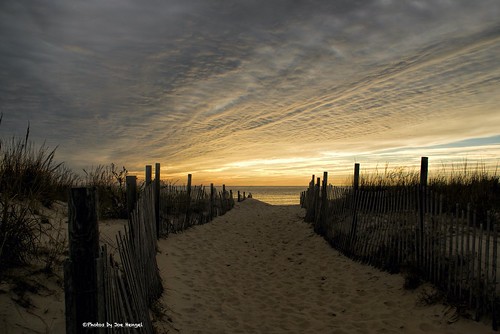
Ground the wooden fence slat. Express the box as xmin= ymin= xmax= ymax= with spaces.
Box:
xmin=66 ymin=187 xmax=99 ymax=334
xmin=301 ymin=178 xmax=498 ymax=330
xmin=492 ymin=220 xmax=498 ymax=331
xmin=485 ymin=212 xmax=492 ymax=317
xmin=476 ymin=220 xmax=484 ymax=321
xmin=459 ymin=209 xmax=465 ymax=300
xmin=96 ymin=256 xmax=105 ymax=334
xmin=465 ymin=204 xmax=472 ymax=306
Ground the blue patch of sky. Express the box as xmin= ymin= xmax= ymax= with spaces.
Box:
xmin=379 ymin=134 xmax=500 ymax=154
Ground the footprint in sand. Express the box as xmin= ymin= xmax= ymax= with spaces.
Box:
xmin=419 ymin=322 xmax=436 ymax=332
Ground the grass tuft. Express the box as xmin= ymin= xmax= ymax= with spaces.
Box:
xmin=82 ymin=163 xmax=129 ymax=219
xmin=0 ymin=115 xmax=77 ymax=273
xmin=346 ymin=161 xmax=500 ymax=218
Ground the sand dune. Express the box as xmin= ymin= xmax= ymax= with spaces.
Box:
xmin=1 ymin=198 xmax=495 ymax=333
xmin=157 ymin=198 xmax=495 ymax=334
xmin=0 ymin=199 xmax=128 ymax=334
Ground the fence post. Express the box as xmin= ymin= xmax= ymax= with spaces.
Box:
xmin=319 ymin=172 xmax=328 ymax=234
xmin=145 ymin=165 xmax=152 ymax=186
xmin=305 ymin=175 xmax=315 ymax=222
xmin=222 ymin=184 xmax=227 ymax=210
xmin=126 ymin=175 xmax=137 ymax=218
xmin=65 ymin=187 xmax=99 ymax=333
xmin=237 ymin=191 xmax=241 ymax=202
xmin=313 ymin=177 xmax=320 ymax=228
xmin=210 ymin=183 xmax=215 ymax=218
xmin=186 ymin=174 xmax=192 ymax=224
xmin=353 ymin=163 xmax=360 ymax=191
xmin=350 ymin=163 xmax=360 ymax=245
xmin=419 ymin=157 xmax=428 ymax=266
xmin=187 ymin=174 xmax=192 ymax=198
xmin=155 ymin=163 xmax=160 ymax=239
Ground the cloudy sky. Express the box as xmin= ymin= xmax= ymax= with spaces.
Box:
xmin=1 ymin=0 xmax=499 ymax=185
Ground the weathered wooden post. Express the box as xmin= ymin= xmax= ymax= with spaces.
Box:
xmin=126 ymin=175 xmax=137 ymax=218
xmin=187 ymin=174 xmax=192 ymax=198
xmin=186 ymin=174 xmax=192 ymax=225
xmin=353 ymin=163 xmax=360 ymax=191
xmin=305 ymin=175 xmax=315 ymax=222
xmin=154 ymin=163 xmax=160 ymax=239
xmin=318 ymin=171 xmax=328 ymax=234
xmin=313 ymin=177 xmax=320 ymax=227
xmin=210 ymin=183 xmax=215 ymax=218
xmin=237 ymin=190 xmax=241 ymax=203
xmin=65 ymin=188 xmax=99 ymax=334
xmin=145 ymin=165 xmax=152 ymax=186
xmin=350 ymin=163 xmax=360 ymax=246
xmin=419 ymin=157 xmax=428 ymax=266
xmin=222 ymin=184 xmax=227 ymax=210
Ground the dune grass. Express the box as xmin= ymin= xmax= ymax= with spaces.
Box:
xmin=349 ymin=162 xmax=500 ymax=220
xmin=0 ymin=122 xmax=78 ymax=206
xmin=0 ymin=116 xmax=78 ymax=272
xmin=82 ymin=163 xmax=130 ymax=219
xmin=430 ymin=161 xmax=499 ymax=222
xmin=0 ymin=115 xmax=132 ymax=274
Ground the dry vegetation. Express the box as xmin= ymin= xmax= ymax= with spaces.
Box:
xmin=82 ymin=163 xmax=130 ymax=219
xmin=0 ymin=115 xmax=130 ymax=276
xmin=348 ymin=162 xmax=500 ymax=223
xmin=0 ymin=117 xmax=76 ymax=273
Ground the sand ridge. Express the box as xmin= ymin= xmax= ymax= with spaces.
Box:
xmin=0 ymin=199 xmax=129 ymax=334
xmin=158 ymin=198 xmax=495 ymax=333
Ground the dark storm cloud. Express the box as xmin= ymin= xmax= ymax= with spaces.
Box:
xmin=1 ymin=0 xmax=499 ymax=180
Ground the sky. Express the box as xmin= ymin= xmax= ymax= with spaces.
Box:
xmin=1 ymin=0 xmax=499 ymax=186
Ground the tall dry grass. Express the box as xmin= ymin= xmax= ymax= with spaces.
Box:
xmin=430 ymin=161 xmax=499 ymax=222
xmin=347 ymin=161 xmax=500 ymax=223
xmin=357 ymin=164 xmax=420 ymax=190
xmin=82 ymin=163 xmax=130 ymax=219
xmin=0 ymin=115 xmax=78 ymax=272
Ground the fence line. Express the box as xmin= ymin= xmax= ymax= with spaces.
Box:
xmin=65 ymin=166 xmax=235 ymax=333
xmin=301 ymin=160 xmax=499 ymax=330
xmin=158 ymin=182 xmax=234 ymax=235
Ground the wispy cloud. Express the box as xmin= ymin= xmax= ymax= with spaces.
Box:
xmin=1 ymin=0 xmax=499 ymax=185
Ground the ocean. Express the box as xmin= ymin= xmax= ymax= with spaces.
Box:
xmin=230 ymin=186 xmax=306 ymax=205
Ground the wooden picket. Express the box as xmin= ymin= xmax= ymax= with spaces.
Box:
xmin=301 ymin=163 xmax=499 ymax=329
xmin=66 ymin=170 xmax=235 ymax=333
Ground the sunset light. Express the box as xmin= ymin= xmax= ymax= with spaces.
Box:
xmin=2 ymin=2 xmax=500 ymax=332
xmin=1 ymin=0 xmax=499 ymax=185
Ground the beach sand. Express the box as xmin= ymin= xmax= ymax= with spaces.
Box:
xmin=0 ymin=199 xmax=128 ymax=334
xmin=157 ymin=198 xmax=495 ymax=334
xmin=1 ymin=198 xmax=496 ymax=333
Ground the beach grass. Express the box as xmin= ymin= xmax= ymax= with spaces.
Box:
xmin=0 ymin=117 xmax=77 ymax=272
xmin=82 ymin=163 xmax=130 ymax=219
xmin=346 ymin=162 xmax=500 ymax=218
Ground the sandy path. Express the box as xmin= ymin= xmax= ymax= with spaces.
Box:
xmin=157 ymin=199 xmax=494 ymax=334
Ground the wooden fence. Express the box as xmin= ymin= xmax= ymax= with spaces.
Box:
xmin=65 ymin=165 xmax=235 ymax=333
xmin=159 ymin=180 xmax=235 ymax=235
xmin=97 ymin=184 xmax=162 ymax=333
xmin=65 ymin=184 xmax=161 ymax=333
xmin=301 ymin=159 xmax=499 ymax=330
